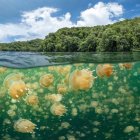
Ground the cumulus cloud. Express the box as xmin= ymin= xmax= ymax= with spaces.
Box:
xmin=0 ymin=2 xmax=124 ymax=42
xmin=0 ymin=7 xmax=74 ymax=42
xmin=77 ymin=2 xmax=123 ymax=26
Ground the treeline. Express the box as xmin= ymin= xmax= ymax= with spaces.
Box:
xmin=0 ymin=17 xmax=140 ymax=52
xmin=0 ymin=39 xmax=43 ymax=52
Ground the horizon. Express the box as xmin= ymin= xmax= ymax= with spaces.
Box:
xmin=0 ymin=0 xmax=139 ymax=43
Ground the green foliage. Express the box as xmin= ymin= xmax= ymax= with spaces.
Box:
xmin=0 ymin=39 xmax=43 ymax=52
xmin=0 ymin=17 xmax=140 ymax=52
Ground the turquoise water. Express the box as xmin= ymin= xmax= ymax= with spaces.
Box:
xmin=0 ymin=52 xmax=140 ymax=140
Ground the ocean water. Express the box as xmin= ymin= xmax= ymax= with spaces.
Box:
xmin=0 ymin=52 xmax=140 ymax=140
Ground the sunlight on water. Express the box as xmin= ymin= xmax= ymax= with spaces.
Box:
xmin=0 ymin=61 xmax=140 ymax=140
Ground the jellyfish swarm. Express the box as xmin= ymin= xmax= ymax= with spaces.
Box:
xmin=50 ymin=103 xmax=67 ymax=116
xmin=9 ymin=80 xmax=28 ymax=99
xmin=39 ymin=74 xmax=54 ymax=88
xmin=14 ymin=119 xmax=36 ymax=133
xmin=96 ymin=64 xmax=113 ymax=78
xmin=70 ymin=69 xmax=94 ymax=90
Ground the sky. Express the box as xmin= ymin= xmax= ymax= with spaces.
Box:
xmin=0 ymin=0 xmax=139 ymax=43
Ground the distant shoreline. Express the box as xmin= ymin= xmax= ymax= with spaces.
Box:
xmin=0 ymin=17 xmax=139 ymax=52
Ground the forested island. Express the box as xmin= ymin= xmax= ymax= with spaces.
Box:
xmin=0 ymin=17 xmax=139 ymax=52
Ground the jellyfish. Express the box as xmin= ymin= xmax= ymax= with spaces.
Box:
xmin=39 ymin=74 xmax=54 ymax=88
xmin=119 ymin=63 xmax=133 ymax=70
xmin=96 ymin=64 xmax=113 ymax=77
xmin=123 ymin=125 xmax=134 ymax=133
xmin=71 ymin=108 xmax=78 ymax=116
xmin=14 ymin=119 xmax=36 ymax=133
xmin=7 ymin=109 xmax=16 ymax=117
xmin=0 ymin=67 xmax=7 ymax=74
xmin=9 ymin=80 xmax=28 ymax=99
xmin=48 ymin=66 xmax=55 ymax=71
xmin=61 ymin=122 xmax=70 ymax=129
xmin=56 ymin=66 xmax=71 ymax=75
xmin=57 ymin=85 xmax=67 ymax=94
xmin=3 ymin=73 xmax=24 ymax=88
xmin=50 ymin=103 xmax=67 ymax=116
xmin=96 ymin=65 xmax=104 ymax=77
xmin=45 ymin=94 xmax=62 ymax=102
xmin=69 ymin=69 xmax=94 ymax=90
xmin=26 ymin=94 xmax=39 ymax=105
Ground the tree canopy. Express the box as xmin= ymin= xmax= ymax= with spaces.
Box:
xmin=0 ymin=17 xmax=140 ymax=52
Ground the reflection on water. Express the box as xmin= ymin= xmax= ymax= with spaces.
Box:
xmin=0 ymin=61 xmax=140 ymax=140
xmin=0 ymin=51 xmax=140 ymax=68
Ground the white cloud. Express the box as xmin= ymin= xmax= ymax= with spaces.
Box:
xmin=0 ymin=7 xmax=74 ymax=42
xmin=0 ymin=2 xmax=124 ymax=42
xmin=77 ymin=2 xmax=123 ymax=26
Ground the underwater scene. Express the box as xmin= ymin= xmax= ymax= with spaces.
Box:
xmin=0 ymin=52 xmax=140 ymax=140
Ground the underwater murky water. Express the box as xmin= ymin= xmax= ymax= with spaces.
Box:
xmin=0 ymin=52 xmax=140 ymax=140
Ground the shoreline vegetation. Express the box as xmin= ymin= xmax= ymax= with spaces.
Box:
xmin=0 ymin=17 xmax=139 ymax=52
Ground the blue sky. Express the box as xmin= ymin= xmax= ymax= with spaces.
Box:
xmin=0 ymin=0 xmax=139 ymax=42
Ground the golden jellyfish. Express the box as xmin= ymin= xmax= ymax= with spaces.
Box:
xmin=96 ymin=64 xmax=113 ymax=77
xmin=70 ymin=69 xmax=94 ymax=90
xmin=119 ymin=63 xmax=133 ymax=70
xmin=123 ymin=125 xmax=134 ymax=133
xmin=14 ymin=119 xmax=36 ymax=133
xmin=39 ymin=74 xmax=54 ymax=88
xmin=57 ymin=85 xmax=67 ymax=94
xmin=9 ymin=80 xmax=28 ymax=99
xmin=48 ymin=66 xmax=55 ymax=71
xmin=56 ymin=65 xmax=71 ymax=75
xmin=45 ymin=94 xmax=62 ymax=102
xmin=3 ymin=73 xmax=24 ymax=88
xmin=63 ymin=66 xmax=71 ymax=73
xmin=26 ymin=94 xmax=39 ymax=105
xmin=50 ymin=103 xmax=67 ymax=116
xmin=7 ymin=109 xmax=16 ymax=117
xmin=0 ymin=67 xmax=7 ymax=74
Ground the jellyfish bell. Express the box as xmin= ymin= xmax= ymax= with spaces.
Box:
xmin=96 ymin=64 xmax=113 ymax=78
xmin=48 ymin=66 xmax=55 ymax=71
xmin=39 ymin=74 xmax=54 ymax=88
xmin=123 ymin=125 xmax=134 ymax=133
xmin=102 ymin=64 xmax=113 ymax=77
xmin=0 ymin=67 xmax=7 ymax=74
xmin=119 ymin=63 xmax=133 ymax=70
xmin=96 ymin=64 xmax=104 ymax=78
xmin=57 ymin=85 xmax=67 ymax=94
xmin=62 ymin=65 xmax=71 ymax=74
xmin=70 ymin=69 xmax=94 ymax=90
xmin=56 ymin=66 xmax=71 ymax=75
xmin=7 ymin=109 xmax=16 ymax=117
xmin=14 ymin=119 xmax=36 ymax=133
xmin=50 ymin=103 xmax=67 ymax=116
xmin=26 ymin=94 xmax=39 ymax=105
xmin=3 ymin=73 xmax=24 ymax=88
xmin=45 ymin=94 xmax=62 ymax=102
xmin=9 ymin=80 xmax=28 ymax=99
